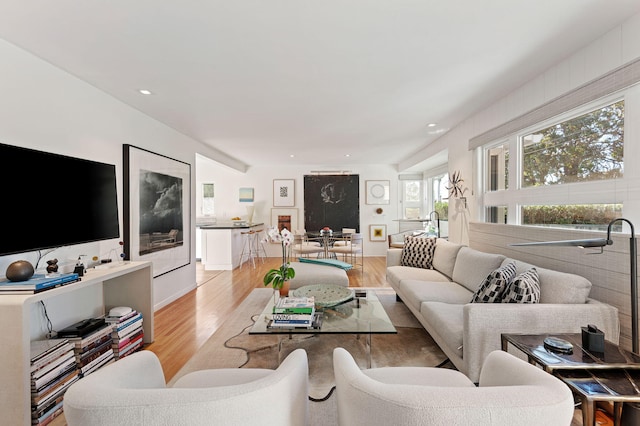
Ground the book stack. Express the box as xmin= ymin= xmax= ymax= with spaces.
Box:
xmin=64 ymin=321 xmax=116 ymax=378
xmin=30 ymin=338 xmax=79 ymax=425
xmin=269 ymin=296 xmax=319 ymax=329
xmin=106 ymin=310 xmax=144 ymax=360
xmin=0 ymin=272 xmax=80 ymax=294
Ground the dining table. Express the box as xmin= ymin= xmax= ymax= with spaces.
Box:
xmin=306 ymin=230 xmax=343 ymax=258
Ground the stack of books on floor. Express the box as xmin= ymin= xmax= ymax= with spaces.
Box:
xmin=30 ymin=338 xmax=79 ymax=425
xmin=106 ymin=309 xmax=144 ymax=360
xmin=269 ymin=296 xmax=321 ymax=329
xmin=58 ymin=318 xmax=115 ymax=377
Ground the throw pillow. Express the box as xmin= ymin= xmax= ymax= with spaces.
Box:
xmin=400 ymin=236 xmax=437 ymax=269
xmin=470 ymin=262 xmax=517 ymax=303
xmin=501 ymin=268 xmax=540 ymax=303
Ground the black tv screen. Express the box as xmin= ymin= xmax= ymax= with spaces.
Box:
xmin=0 ymin=143 xmax=120 ymax=256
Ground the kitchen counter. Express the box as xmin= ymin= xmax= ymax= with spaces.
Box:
xmin=198 ymin=222 xmax=263 ymax=230
xmin=199 ymin=223 xmax=264 ymax=270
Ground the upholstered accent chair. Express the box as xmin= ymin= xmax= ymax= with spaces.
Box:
xmin=333 ymin=347 xmax=574 ymax=426
xmin=64 ymin=349 xmax=309 ymax=426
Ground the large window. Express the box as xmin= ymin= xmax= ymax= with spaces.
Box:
xmin=481 ymin=96 xmax=628 ymax=230
xmin=401 ymin=180 xmax=422 ymax=219
xmin=522 ymin=101 xmax=624 ymax=187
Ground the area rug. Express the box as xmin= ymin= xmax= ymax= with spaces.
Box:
xmin=170 ymin=288 xmax=449 ymax=425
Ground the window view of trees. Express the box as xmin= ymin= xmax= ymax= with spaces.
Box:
xmin=522 ymin=204 xmax=622 ymax=231
xmin=522 ymin=101 xmax=624 ymax=187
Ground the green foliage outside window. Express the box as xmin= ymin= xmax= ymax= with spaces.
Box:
xmin=522 ymin=204 xmax=622 ymax=230
xmin=434 ymin=201 xmax=448 ymax=221
xmin=522 ymin=101 xmax=624 ymax=187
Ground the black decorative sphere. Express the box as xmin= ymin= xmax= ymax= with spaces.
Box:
xmin=6 ymin=260 xmax=35 ymax=282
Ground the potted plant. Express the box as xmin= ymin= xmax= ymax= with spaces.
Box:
xmin=262 ymin=227 xmax=295 ymax=299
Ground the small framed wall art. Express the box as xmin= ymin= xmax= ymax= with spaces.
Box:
xmin=369 ymin=224 xmax=387 ymax=242
xmin=239 ymin=187 xmax=254 ymax=202
xmin=366 ymin=180 xmax=390 ymax=205
xmin=273 ymin=179 xmax=295 ymax=207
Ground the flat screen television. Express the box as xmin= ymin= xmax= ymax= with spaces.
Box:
xmin=0 ymin=142 xmax=120 ymax=256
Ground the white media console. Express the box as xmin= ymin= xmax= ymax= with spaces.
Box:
xmin=0 ymin=261 xmax=154 ymax=425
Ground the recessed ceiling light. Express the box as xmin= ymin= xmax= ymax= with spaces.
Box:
xmin=345 ymin=154 xmax=350 ymax=157
xmin=290 ymin=154 xmax=295 ymax=158
xmin=427 ymin=123 xmax=437 ymax=127
xmin=138 ymin=89 xmax=152 ymax=95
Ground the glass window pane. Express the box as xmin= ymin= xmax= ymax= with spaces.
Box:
xmin=404 ymin=207 xmax=420 ymax=219
xmin=405 ymin=181 xmax=421 ymax=202
xmin=521 ymin=204 xmax=622 ymax=230
xmin=522 ymin=101 xmax=624 ymax=187
xmin=486 ymin=206 xmax=507 ymax=224
xmin=486 ymin=143 xmax=509 ymax=191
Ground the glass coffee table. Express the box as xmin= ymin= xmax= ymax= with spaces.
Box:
xmin=250 ymin=286 xmax=396 ymax=367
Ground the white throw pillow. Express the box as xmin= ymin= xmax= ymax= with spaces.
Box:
xmin=470 ymin=262 xmax=516 ymax=303
xmin=501 ymin=268 xmax=540 ymax=303
xmin=400 ymin=236 xmax=436 ymax=269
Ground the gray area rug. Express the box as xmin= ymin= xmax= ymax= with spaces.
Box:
xmin=170 ymin=288 xmax=449 ymax=425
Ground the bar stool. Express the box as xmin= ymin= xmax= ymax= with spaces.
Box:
xmin=239 ymin=230 xmax=257 ymax=269
xmin=253 ymin=227 xmax=268 ymax=263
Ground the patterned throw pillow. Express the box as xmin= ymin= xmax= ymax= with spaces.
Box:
xmin=501 ymin=268 xmax=540 ymax=303
xmin=400 ymin=236 xmax=437 ymax=269
xmin=470 ymin=262 xmax=517 ymax=303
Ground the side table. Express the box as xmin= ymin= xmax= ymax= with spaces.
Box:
xmin=502 ymin=333 xmax=640 ymax=426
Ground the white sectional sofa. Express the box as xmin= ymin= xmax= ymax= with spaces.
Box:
xmin=386 ymin=238 xmax=620 ymax=383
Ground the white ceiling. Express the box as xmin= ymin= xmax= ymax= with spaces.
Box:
xmin=1 ymin=1 xmax=638 ymax=170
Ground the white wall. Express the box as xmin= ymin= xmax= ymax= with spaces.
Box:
xmin=196 ymin=154 xmax=399 ymax=257
xmin=0 ymin=39 xmax=221 ymax=310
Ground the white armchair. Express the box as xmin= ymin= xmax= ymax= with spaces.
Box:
xmin=64 ymin=349 xmax=309 ymax=426
xmin=333 ymin=347 xmax=574 ymax=426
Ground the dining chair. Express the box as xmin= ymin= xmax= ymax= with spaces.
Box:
xmin=333 ymin=228 xmax=356 ymax=247
xmin=292 ymin=233 xmax=324 ymax=258
xmin=328 ymin=232 xmax=363 ymax=271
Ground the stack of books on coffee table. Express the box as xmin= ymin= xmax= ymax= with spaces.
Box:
xmin=269 ymin=297 xmax=320 ymax=329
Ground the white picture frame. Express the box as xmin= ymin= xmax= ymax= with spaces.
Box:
xmin=123 ymin=145 xmax=191 ymax=277
xmin=271 ymin=208 xmax=299 ymax=233
xmin=273 ymin=179 xmax=295 ymax=207
xmin=366 ymin=180 xmax=390 ymax=205
xmin=369 ymin=224 xmax=387 ymax=242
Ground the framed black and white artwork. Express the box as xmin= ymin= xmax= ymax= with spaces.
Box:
xmin=273 ymin=179 xmax=295 ymax=207
xmin=123 ymin=145 xmax=191 ymax=277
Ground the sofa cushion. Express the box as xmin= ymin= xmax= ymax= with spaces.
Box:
xmin=387 ymin=266 xmax=451 ymax=288
xmin=501 ymin=268 xmax=540 ymax=303
xmin=400 ymin=236 xmax=437 ymax=269
xmin=420 ymin=302 xmax=464 ymax=359
xmin=503 ymin=258 xmax=592 ymax=304
xmin=452 ymin=247 xmax=506 ymax=292
xmin=399 ymin=280 xmax=473 ymax=311
xmin=432 ymin=239 xmax=464 ymax=280
xmin=470 ymin=262 xmax=516 ymax=303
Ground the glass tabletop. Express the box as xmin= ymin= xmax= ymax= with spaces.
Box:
xmin=249 ymin=289 xmax=397 ymax=335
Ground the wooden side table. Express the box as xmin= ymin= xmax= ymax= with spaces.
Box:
xmin=502 ymin=333 xmax=640 ymax=426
